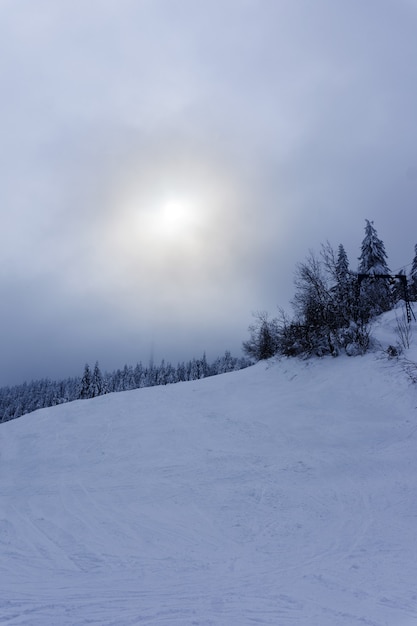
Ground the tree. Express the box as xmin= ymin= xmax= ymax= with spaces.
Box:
xmin=296 ymin=252 xmax=333 ymax=323
xmin=358 ymin=219 xmax=390 ymax=275
xmin=335 ymin=244 xmax=349 ymax=285
xmin=0 ymin=351 xmax=251 ymax=423
xmin=80 ymin=363 xmax=93 ymax=399
xmin=357 ymin=219 xmax=393 ymax=318
xmin=242 ymin=311 xmax=279 ymax=360
xmin=91 ymin=361 xmax=105 ymax=397
xmin=271 ymin=243 xmax=372 ymax=357
xmin=290 ymin=251 xmax=339 ymax=355
xmin=333 ymin=244 xmax=359 ymax=325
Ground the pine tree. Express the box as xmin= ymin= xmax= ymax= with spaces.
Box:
xmin=121 ymin=364 xmax=135 ymax=390
xmin=156 ymin=360 xmax=167 ymax=385
xmin=176 ymin=361 xmax=186 ymax=382
xmin=334 ymin=244 xmax=357 ymax=325
xmin=357 ymin=220 xmax=393 ymax=318
xmin=164 ymin=362 xmax=177 ymax=384
xmin=197 ymin=353 xmax=209 ymax=378
xmin=189 ymin=358 xmax=199 ymax=380
xmin=80 ymin=363 xmax=93 ymax=399
xmin=358 ymin=219 xmax=390 ymax=275
xmin=133 ymin=362 xmax=145 ymax=387
xmin=336 ymin=244 xmax=350 ymax=284
xmin=91 ymin=361 xmax=104 ymax=397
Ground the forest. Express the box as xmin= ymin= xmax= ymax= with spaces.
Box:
xmin=243 ymin=219 xmax=417 ymax=361
xmin=0 ymin=351 xmax=250 ymax=424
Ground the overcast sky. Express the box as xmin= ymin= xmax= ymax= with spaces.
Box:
xmin=1 ymin=0 xmax=417 ymax=385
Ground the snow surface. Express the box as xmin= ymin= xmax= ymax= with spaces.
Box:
xmin=2 ymin=309 xmax=417 ymax=625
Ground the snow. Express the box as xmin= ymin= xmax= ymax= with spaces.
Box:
xmin=2 ymin=310 xmax=417 ymax=625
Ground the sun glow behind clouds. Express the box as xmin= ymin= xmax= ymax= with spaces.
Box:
xmin=99 ymin=162 xmax=232 ymax=292
xmin=113 ymin=190 xmax=210 ymax=265
xmin=149 ymin=197 xmax=204 ymax=240
xmin=91 ymin=150 xmax=257 ymax=328
xmin=101 ymin=150 xmax=243 ymax=277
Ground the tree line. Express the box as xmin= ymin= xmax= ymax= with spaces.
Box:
xmin=244 ymin=219 xmax=417 ymax=360
xmin=0 ymin=351 xmax=250 ymax=424
xmin=4 ymin=219 xmax=414 ymax=423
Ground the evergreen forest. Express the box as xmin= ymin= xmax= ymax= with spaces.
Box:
xmin=0 ymin=351 xmax=250 ymax=423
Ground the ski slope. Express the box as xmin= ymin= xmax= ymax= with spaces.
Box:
xmin=1 ymin=311 xmax=417 ymax=625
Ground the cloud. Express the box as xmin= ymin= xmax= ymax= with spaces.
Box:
xmin=0 ymin=0 xmax=417 ymax=384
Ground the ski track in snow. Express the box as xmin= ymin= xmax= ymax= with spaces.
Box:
xmin=1 ymin=315 xmax=417 ymax=624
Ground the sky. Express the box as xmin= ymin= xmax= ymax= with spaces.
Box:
xmin=1 ymin=0 xmax=417 ymax=386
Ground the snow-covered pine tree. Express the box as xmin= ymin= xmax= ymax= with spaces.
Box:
xmin=91 ymin=361 xmax=105 ymax=397
xmin=336 ymin=244 xmax=350 ymax=284
xmin=188 ymin=358 xmax=199 ymax=380
xmin=121 ymin=364 xmax=135 ymax=390
xmin=80 ymin=363 xmax=93 ymax=399
xmin=357 ymin=219 xmax=393 ymax=318
xmin=334 ymin=244 xmax=357 ymax=325
xmin=358 ymin=219 xmax=390 ymax=275
xmin=164 ymin=362 xmax=177 ymax=384
xmin=133 ymin=362 xmax=145 ymax=387
xmin=197 ymin=353 xmax=209 ymax=379
xmin=156 ymin=360 xmax=167 ymax=385
xmin=176 ymin=361 xmax=186 ymax=382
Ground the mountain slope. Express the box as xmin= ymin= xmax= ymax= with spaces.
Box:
xmin=1 ymin=321 xmax=417 ymax=625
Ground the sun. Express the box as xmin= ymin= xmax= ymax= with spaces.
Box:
xmin=89 ymin=151 xmax=250 ymax=311
xmin=157 ymin=198 xmax=195 ymax=238
xmin=94 ymin=158 xmax=245 ymax=302
xmin=105 ymin=191 xmax=207 ymax=268
xmin=136 ymin=194 xmax=205 ymax=248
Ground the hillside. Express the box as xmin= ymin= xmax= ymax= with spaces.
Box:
xmin=1 ymin=310 xmax=417 ymax=625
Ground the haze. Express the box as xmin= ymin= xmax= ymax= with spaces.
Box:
xmin=1 ymin=0 xmax=417 ymax=385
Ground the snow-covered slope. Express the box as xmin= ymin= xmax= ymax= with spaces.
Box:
xmin=2 ymin=312 xmax=417 ymax=625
